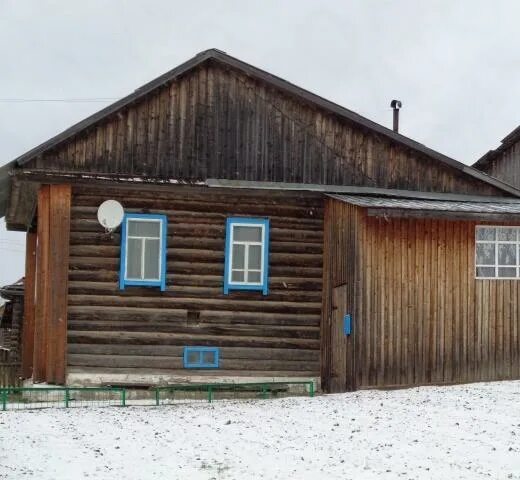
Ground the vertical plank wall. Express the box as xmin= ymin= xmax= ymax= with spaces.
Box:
xmin=21 ymin=230 xmax=36 ymax=378
xmin=480 ymin=141 xmax=520 ymax=190
xmin=321 ymin=201 xmax=361 ymax=391
xmin=32 ymin=185 xmax=71 ymax=384
xmin=22 ymin=64 xmax=504 ymax=198
xmin=324 ymin=198 xmax=520 ymax=390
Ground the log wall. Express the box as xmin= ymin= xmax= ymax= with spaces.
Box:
xmin=323 ymin=198 xmax=520 ymax=391
xmin=67 ymin=185 xmax=323 ymax=381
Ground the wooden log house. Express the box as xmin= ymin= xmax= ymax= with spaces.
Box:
xmin=474 ymin=125 xmax=520 ymax=189
xmin=2 ymin=49 xmax=520 ymax=391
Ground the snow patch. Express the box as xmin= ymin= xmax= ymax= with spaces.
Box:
xmin=1 ymin=381 xmax=520 ymax=479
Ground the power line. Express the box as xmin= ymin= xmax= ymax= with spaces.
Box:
xmin=0 ymin=98 xmax=120 ymax=103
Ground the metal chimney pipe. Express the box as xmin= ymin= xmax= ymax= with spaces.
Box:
xmin=390 ymin=99 xmax=402 ymax=133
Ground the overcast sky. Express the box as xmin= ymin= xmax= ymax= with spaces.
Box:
xmin=1 ymin=0 xmax=519 ymax=289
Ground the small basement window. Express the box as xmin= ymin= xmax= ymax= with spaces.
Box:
xmin=119 ymin=213 xmax=167 ymax=290
xmin=224 ymin=217 xmax=269 ymax=295
xmin=476 ymin=226 xmax=520 ymax=279
xmin=183 ymin=346 xmax=220 ymax=368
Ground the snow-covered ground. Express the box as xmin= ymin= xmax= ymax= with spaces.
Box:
xmin=1 ymin=381 xmax=520 ymax=480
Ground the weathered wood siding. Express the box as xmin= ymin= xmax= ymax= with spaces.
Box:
xmin=33 ymin=185 xmax=71 ymax=384
xmin=323 ymin=198 xmax=520 ymax=391
xmin=479 ymin=141 xmax=520 ymax=190
xmin=21 ymin=231 xmax=36 ymax=378
xmin=26 ymin=63 xmax=502 ymax=196
xmin=67 ymin=185 xmax=323 ymax=380
xmin=321 ymin=201 xmax=361 ymax=392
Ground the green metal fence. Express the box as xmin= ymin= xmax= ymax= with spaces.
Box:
xmin=1 ymin=381 xmax=314 ymax=411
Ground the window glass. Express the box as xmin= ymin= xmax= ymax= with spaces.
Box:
xmin=234 ymin=226 xmax=262 ymax=242
xmin=476 ymin=226 xmax=520 ymax=279
xmin=127 ymin=238 xmax=143 ymax=279
xmin=232 ymin=244 xmax=245 ymax=269
xmin=128 ymin=220 xmax=161 ymax=238
xmin=187 ymin=350 xmax=199 ymax=364
xmin=248 ymin=271 xmax=261 ymax=283
xmin=476 ymin=243 xmax=495 ymax=265
xmin=144 ymin=238 xmax=160 ymax=279
xmin=248 ymin=245 xmax=262 ymax=270
xmin=202 ymin=350 xmax=215 ymax=365
xmin=498 ymin=267 xmax=516 ymax=278
xmin=232 ymin=270 xmax=245 ymax=282
xmin=476 ymin=227 xmax=496 ymax=241
xmin=498 ymin=244 xmax=516 ymax=266
xmin=497 ymin=228 xmax=517 ymax=241
xmin=476 ymin=267 xmax=495 ymax=278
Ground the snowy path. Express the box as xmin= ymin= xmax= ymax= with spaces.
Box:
xmin=1 ymin=381 xmax=520 ymax=479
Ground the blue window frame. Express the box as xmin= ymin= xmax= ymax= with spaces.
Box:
xmin=119 ymin=213 xmax=167 ymax=291
xmin=183 ymin=347 xmax=220 ymax=369
xmin=223 ymin=217 xmax=269 ymax=295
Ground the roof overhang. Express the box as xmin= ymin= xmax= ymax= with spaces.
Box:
xmin=0 ymin=161 xmax=15 ymax=219
xmin=329 ymin=193 xmax=520 ymax=222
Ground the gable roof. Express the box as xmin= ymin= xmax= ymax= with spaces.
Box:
xmin=474 ymin=125 xmax=520 ymax=170
xmin=3 ymin=49 xmax=520 ymax=200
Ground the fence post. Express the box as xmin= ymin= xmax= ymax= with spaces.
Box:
xmin=309 ymin=381 xmax=315 ymax=398
xmin=121 ymin=388 xmax=126 ymax=407
xmin=64 ymin=388 xmax=70 ymax=408
xmin=207 ymin=386 xmax=213 ymax=403
xmin=155 ymin=388 xmax=159 ymax=407
xmin=1 ymin=389 xmax=7 ymax=411
xmin=262 ymin=384 xmax=268 ymax=399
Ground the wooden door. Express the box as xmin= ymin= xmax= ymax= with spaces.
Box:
xmin=329 ymin=283 xmax=356 ymax=392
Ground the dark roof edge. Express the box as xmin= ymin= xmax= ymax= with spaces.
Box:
xmin=206 ymin=178 xmax=520 ymax=202
xmin=0 ymin=278 xmax=24 ymax=300
xmin=7 ymin=48 xmax=520 ymax=197
xmin=473 ymin=125 xmax=520 ymax=170
xmin=0 ymin=160 xmax=16 ymax=218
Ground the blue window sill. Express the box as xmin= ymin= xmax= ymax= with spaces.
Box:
xmin=223 ymin=283 xmax=268 ymax=295
xmin=119 ymin=279 xmax=166 ymax=291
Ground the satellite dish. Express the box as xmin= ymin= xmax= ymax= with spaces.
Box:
xmin=97 ymin=200 xmax=124 ymax=231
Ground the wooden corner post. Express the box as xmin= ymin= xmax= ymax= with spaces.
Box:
xmin=21 ymin=230 xmax=37 ymax=379
xmin=33 ymin=184 xmax=71 ymax=385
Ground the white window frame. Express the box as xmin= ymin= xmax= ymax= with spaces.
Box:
xmin=119 ymin=213 xmax=167 ymax=290
xmin=475 ymin=226 xmax=520 ymax=280
xmin=228 ymin=222 xmax=265 ymax=286
xmin=224 ymin=217 xmax=269 ymax=295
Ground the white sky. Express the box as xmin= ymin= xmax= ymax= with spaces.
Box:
xmin=1 ymin=0 xmax=519 ymax=288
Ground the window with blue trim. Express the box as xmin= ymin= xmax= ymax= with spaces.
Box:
xmin=119 ymin=214 xmax=167 ymax=291
xmin=224 ymin=217 xmax=269 ymax=295
xmin=183 ymin=347 xmax=220 ymax=368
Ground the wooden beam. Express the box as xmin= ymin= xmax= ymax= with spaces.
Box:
xmin=46 ymin=185 xmax=71 ymax=384
xmin=21 ymin=230 xmax=36 ymax=378
xmin=33 ymin=185 xmax=50 ymax=382
xmin=367 ymin=208 xmax=520 ymax=222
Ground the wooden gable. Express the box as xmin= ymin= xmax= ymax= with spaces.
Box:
xmin=474 ymin=126 xmax=520 ymax=190
xmin=18 ymin=54 xmax=512 ymax=197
